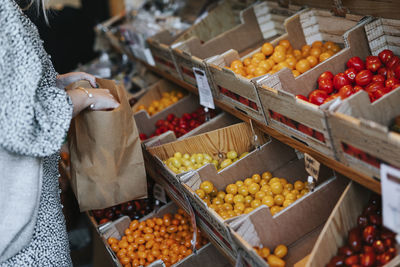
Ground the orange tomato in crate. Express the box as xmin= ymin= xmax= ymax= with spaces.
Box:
xmin=108 ymin=209 xmax=208 ymax=267
xmin=226 ymin=40 xmax=341 ymax=79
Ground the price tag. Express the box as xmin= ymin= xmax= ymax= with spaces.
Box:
xmin=304 ymin=153 xmax=320 ymax=180
xmin=193 ymin=67 xmax=215 ymax=109
xmin=153 ymin=183 xmax=167 ymax=204
xmin=380 ymin=164 xmax=400 ymax=235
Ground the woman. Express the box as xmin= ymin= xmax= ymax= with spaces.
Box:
xmin=0 ymin=0 xmax=119 ymax=265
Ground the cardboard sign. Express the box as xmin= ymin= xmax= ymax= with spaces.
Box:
xmin=380 ymin=164 xmax=400 ymax=236
xmin=304 ymin=153 xmax=320 ymax=180
xmin=153 ymin=183 xmax=168 ymax=204
xmin=193 ymin=67 xmax=215 ymax=109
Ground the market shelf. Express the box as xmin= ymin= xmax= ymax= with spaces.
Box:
xmin=135 ymin=58 xmax=381 ymax=195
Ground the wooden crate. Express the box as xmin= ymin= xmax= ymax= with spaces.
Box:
xmin=185 ymin=2 xmax=301 ymax=124
xmin=365 ymin=18 xmax=400 ymax=57
xmin=179 ymin=138 xmax=342 ymax=261
xmin=99 ymin=202 xmax=230 ymax=267
xmin=147 ymin=1 xmax=238 ymax=81
xmin=328 ymin=88 xmax=400 ymax=181
xmin=256 ymin=10 xmax=367 ymax=158
xmin=230 ymin=175 xmax=347 ymax=267
xmin=146 ymin=123 xmax=268 ymax=215
xmin=306 ymin=182 xmax=400 ymax=267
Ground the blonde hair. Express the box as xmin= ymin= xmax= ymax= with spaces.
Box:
xmin=23 ymin=0 xmax=49 ymax=23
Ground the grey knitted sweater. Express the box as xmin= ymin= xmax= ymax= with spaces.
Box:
xmin=0 ymin=0 xmax=73 ymax=265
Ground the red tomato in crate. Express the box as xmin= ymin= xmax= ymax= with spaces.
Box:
xmin=378 ymin=67 xmax=388 ymax=77
xmin=339 ymin=85 xmax=355 ymax=99
xmin=386 ymin=56 xmax=400 ymax=69
xmin=373 ymin=89 xmax=385 ymax=101
xmin=365 ymin=56 xmax=382 ymax=73
xmin=365 ymin=82 xmax=384 ymax=94
xmin=318 ymin=71 xmax=334 ymax=82
xmin=385 ymin=77 xmax=400 ymax=89
xmin=353 ymin=85 xmax=363 ymax=93
xmin=318 ymin=78 xmax=334 ymax=94
xmin=372 ymin=74 xmax=385 ymax=83
xmin=344 ymin=68 xmax=357 ymax=83
xmin=355 ymin=70 xmax=373 ymax=86
xmin=347 ymin=56 xmax=365 ymax=73
xmin=309 ymin=90 xmax=328 ymax=106
xmin=393 ymin=64 xmax=400 ymax=79
xmin=295 ymin=94 xmax=309 ymax=101
xmin=333 ymin=73 xmax=351 ymax=90
xmin=378 ymin=49 xmax=394 ymax=64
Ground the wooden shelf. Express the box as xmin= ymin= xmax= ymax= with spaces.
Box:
xmin=137 ymin=58 xmax=381 ymax=194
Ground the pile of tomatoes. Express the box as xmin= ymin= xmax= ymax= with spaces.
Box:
xmin=139 ymin=108 xmax=216 ymax=140
xmin=135 ymin=90 xmax=185 ymax=116
xmin=326 ymin=195 xmax=397 ymax=267
xmin=254 ymin=244 xmax=288 ymax=267
xmin=300 ymin=49 xmax=400 ymax=105
xmin=226 ymin=39 xmax=341 ymax=79
xmin=107 ymin=208 xmax=208 ymax=267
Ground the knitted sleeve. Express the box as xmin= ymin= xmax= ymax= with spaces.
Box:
xmin=0 ymin=1 xmax=73 ymax=157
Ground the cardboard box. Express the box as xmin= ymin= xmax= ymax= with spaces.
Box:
xmin=146 ymin=122 xmax=269 ymax=218
xmin=179 ymin=138 xmax=345 ymax=261
xmin=256 ymin=11 xmax=367 ymax=157
xmin=230 ymin=175 xmax=347 ymax=267
xmin=306 ymin=182 xmax=400 ymax=267
xmin=204 ymin=3 xmax=304 ymax=123
xmin=99 ymin=202 xmax=230 ymax=267
xmin=132 ymin=80 xmax=239 ymax=144
xmin=147 ymin=1 xmax=239 ymax=80
xmin=328 ymin=88 xmax=400 ymax=180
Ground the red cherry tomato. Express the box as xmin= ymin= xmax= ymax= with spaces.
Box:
xmin=333 ymin=73 xmax=351 ymax=91
xmin=338 ymin=85 xmax=354 ymax=99
xmin=391 ymin=83 xmax=400 ymax=91
xmin=378 ymin=49 xmax=394 ymax=65
xmin=355 ymin=70 xmax=373 ymax=86
xmin=295 ymin=94 xmax=308 ymax=101
xmin=386 ymin=56 xmax=400 ymax=69
xmin=344 ymin=68 xmax=357 ymax=83
xmin=372 ymin=74 xmax=385 ymax=83
xmin=387 ymin=69 xmax=396 ymax=79
xmin=309 ymin=90 xmax=328 ymax=106
xmin=377 ymin=67 xmax=388 ymax=77
xmin=381 ymin=87 xmax=392 ymax=94
xmin=373 ymin=89 xmax=385 ymax=101
xmin=365 ymin=56 xmax=382 ymax=73
xmin=385 ymin=77 xmax=400 ymax=89
xmin=318 ymin=78 xmax=334 ymax=94
xmin=393 ymin=64 xmax=400 ymax=79
xmin=318 ymin=71 xmax=334 ymax=82
xmin=347 ymin=56 xmax=365 ymax=73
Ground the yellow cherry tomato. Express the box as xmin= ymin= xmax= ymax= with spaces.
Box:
xmin=227 ymin=151 xmax=238 ymax=160
xmin=200 ymin=181 xmax=214 ymax=194
xmin=233 ymin=194 xmax=245 ymax=204
xmin=270 ymin=182 xmax=283 ymax=195
xmin=274 ymin=194 xmax=285 ymax=206
xmin=226 ymin=184 xmax=238 ymax=195
xmin=248 ymin=183 xmax=260 ymax=195
xmin=238 ymin=186 xmax=249 ymax=196
xmin=294 ymin=180 xmax=304 ymax=191
xmin=267 ymin=254 xmax=286 ymax=267
xmin=195 ymin=189 xmax=205 ymax=199
xmin=255 ymin=191 xmax=266 ymax=200
xmin=274 ymin=244 xmax=288 ymax=258
xmin=224 ymin=194 xmax=234 ymax=204
xmin=244 ymin=178 xmax=253 ymax=187
xmin=262 ymin=196 xmax=274 ymax=207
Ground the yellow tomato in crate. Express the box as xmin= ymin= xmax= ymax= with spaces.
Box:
xmin=255 ymin=191 xmax=266 ymax=200
xmin=296 ymin=59 xmax=311 ymax=74
xmin=254 ymin=67 xmax=268 ymax=77
xmin=259 ymin=60 xmax=272 ymax=72
xmin=283 ymin=199 xmax=293 ymax=208
xmin=269 ymin=177 xmax=280 ymax=185
xmin=252 ymin=174 xmax=261 ymax=183
xmin=306 ymin=55 xmax=318 ymax=68
xmin=227 ymin=151 xmax=238 ymax=160
xmin=262 ymin=171 xmax=272 ymax=181
xmin=293 ymin=49 xmax=302 ymax=60
xmin=309 ymin=47 xmax=322 ymax=59
xmin=226 ymin=184 xmax=237 ymax=195
xmin=319 ymin=51 xmax=332 ymax=62
xmin=251 ymin=199 xmax=261 ymax=209
xmin=195 ymin=189 xmax=205 ymax=199
xmin=220 ymin=159 xmax=232 ymax=169
xmin=267 ymin=254 xmax=286 ymax=267
xmin=262 ymin=195 xmax=274 ymax=207
xmin=294 ymin=180 xmax=304 ymax=191
xmin=248 ymin=183 xmax=260 ymax=195
xmin=262 ymin=42 xmax=274 ymax=56
xmin=279 ymin=39 xmax=291 ymax=49
xmin=274 ymin=194 xmax=285 ymax=206
xmin=234 ymin=202 xmax=245 ymax=212
xmin=274 ymin=45 xmax=287 ymax=54
xmin=246 ymin=64 xmax=257 ymax=75
xmin=253 ymin=52 xmax=266 ymax=61
xmin=243 ymin=57 xmax=252 ymax=66
xmin=270 ymin=206 xmax=281 ymax=216
xmin=279 ymin=178 xmax=288 ymax=185
xmin=224 ymin=194 xmax=234 ymax=204
xmin=230 ymin=60 xmax=244 ymax=69
xmin=274 ymin=244 xmax=288 ymax=258
xmin=292 ymin=69 xmax=301 ymax=78
xmin=235 ymin=180 xmax=244 ymax=187
xmin=200 ymin=181 xmax=214 ymax=194
xmin=239 ymin=152 xmax=249 ymax=159
xmin=216 ymin=191 xmax=226 ymax=200
xmin=251 ymin=57 xmax=262 ymax=66
xmin=285 ymin=193 xmax=296 ymax=201
xmin=244 ymin=207 xmax=254 ymax=214
xmin=238 ymin=186 xmax=249 ymax=196
xmin=271 ymin=51 xmax=286 ymax=64
xmin=244 ymin=178 xmax=253 ymax=187
xmin=244 ymin=195 xmax=253 ymax=206
xmin=212 ymin=197 xmax=223 ymax=205
xmin=260 ymin=185 xmax=270 ymax=193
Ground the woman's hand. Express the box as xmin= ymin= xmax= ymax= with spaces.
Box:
xmin=67 ymin=88 xmax=120 ymax=117
xmin=56 ymin=72 xmax=97 ymax=89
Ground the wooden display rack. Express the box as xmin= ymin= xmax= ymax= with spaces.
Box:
xmin=133 ymin=55 xmax=381 ymax=194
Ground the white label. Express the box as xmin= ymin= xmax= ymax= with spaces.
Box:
xmin=193 ymin=67 xmax=215 ymax=109
xmin=153 ymin=183 xmax=167 ymax=204
xmin=380 ymin=164 xmax=400 ymax=235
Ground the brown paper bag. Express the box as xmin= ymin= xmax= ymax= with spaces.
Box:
xmin=68 ymin=78 xmax=147 ymax=211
